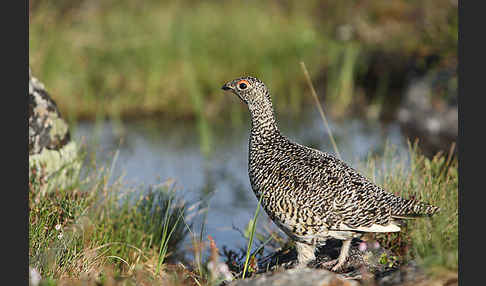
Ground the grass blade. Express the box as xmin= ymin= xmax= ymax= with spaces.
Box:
xmin=300 ymin=61 xmax=342 ymax=159
xmin=242 ymin=194 xmax=264 ymax=279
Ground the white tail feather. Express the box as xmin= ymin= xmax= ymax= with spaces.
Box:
xmin=338 ymin=222 xmax=401 ymax=233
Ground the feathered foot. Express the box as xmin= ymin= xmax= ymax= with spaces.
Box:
xmin=319 ymin=239 xmax=352 ymax=272
xmin=295 ymin=242 xmax=316 ymax=268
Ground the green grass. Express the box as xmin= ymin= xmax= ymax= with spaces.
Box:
xmin=29 ymin=151 xmax=191 ymax=284
xmin=362 ymin=142 xmax=458 ymax=275
xmin=241 ymin=194 xmax=264 ymax=279
xmin=29 ymin=0 xmax=457 ymax=123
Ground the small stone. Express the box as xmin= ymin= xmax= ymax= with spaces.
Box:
xmin=29 ymin=267 xmax=41 ymax=286
xmin=229 ymin=267 xmax=358 ymax=286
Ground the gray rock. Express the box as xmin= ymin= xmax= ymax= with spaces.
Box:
xmin=29 ymin=68 xmax=71 ymax=155
xmin=29 ymin=68 xmax=81 ymax=193
xmin=374 ymin=261 xmax=426 ymax=286
xmin=229 ymin=267 xmax=359 ymax=286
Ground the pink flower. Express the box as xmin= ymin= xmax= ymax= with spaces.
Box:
xmin=359 ymin=242 xmax=367 ymax=252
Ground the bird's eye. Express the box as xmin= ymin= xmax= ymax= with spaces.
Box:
xmin=237 ymin=80 xmax=249 ymax=90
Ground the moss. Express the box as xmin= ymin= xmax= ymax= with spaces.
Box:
xmin=29 ymin=141 xmax=81 ymax=194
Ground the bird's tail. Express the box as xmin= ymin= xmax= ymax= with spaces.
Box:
xmin=390 ymin=196 xmax=440 ymax=218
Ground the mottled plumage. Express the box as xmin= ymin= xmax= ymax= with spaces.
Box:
xmin=221 ymin=76 xmax=439 ymax=271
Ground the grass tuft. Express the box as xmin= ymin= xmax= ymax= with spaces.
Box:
xmin=361 ymin=141 xmax=458 ymax=275
xmin=29 ymin=151 xmax=190 ymax=284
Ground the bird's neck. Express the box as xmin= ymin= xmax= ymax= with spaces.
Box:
xmin=248 ymin=99 xmax=280 ymax=142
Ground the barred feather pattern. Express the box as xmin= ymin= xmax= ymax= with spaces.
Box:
xmin=222 ymin=76 xmax=439 ymax=246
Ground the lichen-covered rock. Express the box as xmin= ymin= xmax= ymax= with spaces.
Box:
xmin=29 ymin=68 xmax=81 ymax=193
xmin=29 ymin=68 xmax=71 ymax=155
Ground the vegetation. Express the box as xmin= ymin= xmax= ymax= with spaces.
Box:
xmin=29 ymin=142 xmax=457 ymax=285
xmin=29 ymin=1 xmax=458 ymax=284
xmin=364 ymin=142 xmax=458 ymax=274
xmin=29 ymin=152 xmax=194 ymax=285
xmin=29 ymin=0 xmax=457 ymax=122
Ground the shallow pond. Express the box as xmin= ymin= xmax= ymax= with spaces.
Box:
xmin=73 ymin=109 xmax=409 ymax=252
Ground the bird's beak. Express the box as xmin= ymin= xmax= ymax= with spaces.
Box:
xmin=221 ymin=83 xmax=232 ymax=91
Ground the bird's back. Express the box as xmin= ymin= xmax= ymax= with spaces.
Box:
xmin=248 ymin=131 xmax=439 ymax=236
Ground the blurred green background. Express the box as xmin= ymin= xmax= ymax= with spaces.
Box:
xmin=29 ymin=0 xmax=457 ymax=124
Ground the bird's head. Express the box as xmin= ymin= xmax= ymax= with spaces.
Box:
xmin=221 ymin=76 xmax=270 ymax=106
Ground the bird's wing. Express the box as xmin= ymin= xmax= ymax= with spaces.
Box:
xmin=300 ymin=146 xmax=402 ymax=228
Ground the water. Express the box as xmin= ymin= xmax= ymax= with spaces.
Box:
xmin=73 ymin=109 xmax=408 ymax=251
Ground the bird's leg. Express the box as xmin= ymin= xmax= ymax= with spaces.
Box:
xmin=319 ymin=239 xmax=352 ymax=272
xmin=295 ymin=242 xmax=316 ymax=268
xmin=331 ymin=239 xmax=351 ymax=271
